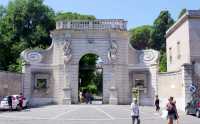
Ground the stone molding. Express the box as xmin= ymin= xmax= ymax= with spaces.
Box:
xmin=166 ymin=10 xmax=200 ymax=38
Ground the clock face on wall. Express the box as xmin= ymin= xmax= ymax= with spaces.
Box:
xmin=26 ymin=51 xmax=42 ymax=63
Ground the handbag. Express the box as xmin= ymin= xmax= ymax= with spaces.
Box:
xmin=137 ymin=118 xmax=140 ymax=124
xmin=161 ymin=109 xmax=168 ymax=119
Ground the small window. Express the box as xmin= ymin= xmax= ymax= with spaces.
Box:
xmin=35 ymin=79 xmax=47 ymax=89
xmin=177 ymin=42 xmax=181 ymax=59
xmin=169 ymin=47 xmax=172 ymax=64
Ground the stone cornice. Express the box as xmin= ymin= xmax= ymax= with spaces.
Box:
xmin=166 ymin=10 xmax=200 ymax=38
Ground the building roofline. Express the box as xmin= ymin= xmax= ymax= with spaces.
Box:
xmin=56 ymin=19 xmax=127 ymax=22
xmin=166 ymin=10 xmax=200 ymax=38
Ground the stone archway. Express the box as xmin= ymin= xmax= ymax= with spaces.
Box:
xmin=67 ymin=49 xmax=112 ymax=104
xmin=78 ymin=53 xmax=103 ymax=104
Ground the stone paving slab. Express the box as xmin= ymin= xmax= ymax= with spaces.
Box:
xmin=0 ymin=105 xmax=199 ymax=124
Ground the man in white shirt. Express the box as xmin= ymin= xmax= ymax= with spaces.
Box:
xmin=131 ymin=99 xmax=140 ymax=124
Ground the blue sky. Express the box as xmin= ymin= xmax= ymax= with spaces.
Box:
xmin=0 ymin=0 xmax=199 ymax=29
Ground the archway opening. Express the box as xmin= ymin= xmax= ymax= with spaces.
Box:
xmin=78 ymin=53 xmax=103 ymax=104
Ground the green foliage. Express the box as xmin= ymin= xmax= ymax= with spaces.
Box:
xmin=8 ymin=58 xmax=23 ymax=72
xmin=0 ymin=5 xmax=6 ymax=19
xmin=79 ymin=54 xmax=102 ymax=95
xmin=55 ymin=12 xmax=96 ymax=21
xmin=150 ymin=10 xmax=174 ymax=52
xmin=81 ymin=83 xmax=97 ymax=94
xmin=148 ymin=10 xmax=174 ymax=72
xmin=129 ymin=25 xmax=153 ymax=50
xmin=159 ymin=51 xmax=167 ymax=72
xmin=35 ymin=79 xmax=47 ymax=89
xmin=0 ymin=0 xmax=97 ymax=72
xmin=129 ymin=10 xmax=174 ymax=72
xmin=178 ymin=8 xmax=187 ymax=19
xmin=0 ymin=0 xmax=55 ymax=72
xmin=79 ymin=53 xmax=98 ymax=66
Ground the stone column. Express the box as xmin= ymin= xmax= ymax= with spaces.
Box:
xmin=181 ymin=64 xmax=193 ymax=108
xmin=149 ymin=64 xmax=159 ymax=105
xmin=62 ymin=63 xmax=71 ymax=104
xmin=129 ymin=71 xmax=134 ymax=102
xmin=22 ymin=64 xmax=32 ymax=100
xmin=109 ymin=65 xmax=118 ymax=105
xmin=69 ymin=64 xmax=79 ymax=104
xmin=102 ymin=65 xmax=112 ymax=104
xmin=116 ymin=65 xmax=129 ymax=104
xmin=63 ymin=87 xmax=71 ymax=104
xmin=109 ymin=86 xmax=117 ymax=104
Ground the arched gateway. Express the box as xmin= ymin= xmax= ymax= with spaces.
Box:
xmin=21 ymin=19 xmax=159 ymax=106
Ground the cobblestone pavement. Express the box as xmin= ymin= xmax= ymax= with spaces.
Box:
xmin=0 ymin=105 xmax=199 ymax=124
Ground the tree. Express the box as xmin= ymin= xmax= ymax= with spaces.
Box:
xmin=129 ymin=25 xmax=153 ymax=50
xmin=178 ymin=8 xmax=187 ymax=19
xmin=0 ymin=0 xmax=55 ymax=72
xmin=0 ymin=5 xmax=6 ymax=20
xmin=55 ymin=12 xmax=96 ymax=21
xmin=79 ymin=54 xmax=102 ymax=94
xmin=149 ymin=10 xmax=174 ymax=72
xmin=159 ymin=51 xmax=167 ymax=72
xmin=150 ymin=10 xmax=174 ymax=52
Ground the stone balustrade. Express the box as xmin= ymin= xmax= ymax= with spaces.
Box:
xmin=56 ymin=19 xmax=127 ymax=31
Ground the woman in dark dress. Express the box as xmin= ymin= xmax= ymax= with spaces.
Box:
xmin=155 ymin=95 xmax=160 ymax=112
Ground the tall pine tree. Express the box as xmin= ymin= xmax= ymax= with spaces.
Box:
xmin=150 ymin=10 xmax=174 ymax=72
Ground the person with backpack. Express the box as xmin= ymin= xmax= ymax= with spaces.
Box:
xmin=131 ymin=99 xmax=140 ymax=124
xmin=166 ymin=97 xmax=179 ymax=124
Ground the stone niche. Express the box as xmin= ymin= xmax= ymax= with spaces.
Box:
xmin=32 ymin=73 xmax=52 ymax=98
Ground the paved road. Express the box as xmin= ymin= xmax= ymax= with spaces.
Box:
xmin=0 ymin=105 xmax=199 ymax=124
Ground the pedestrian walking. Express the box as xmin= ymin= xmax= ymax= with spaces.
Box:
xmin=85 ymin=91 xmax=89 ymax=104
xmin=7 ymin=96 xmax=12 ymax=111
xmin=155 ymin=95 xmax=160 ymax=112
xmin=131 ymin=99 xmax=140 ymax=124
xmin=88 ymin=92 xmax=93 ymax=104
xmin=18 ymin=93 xmax=24 ymax=109
xmin=173 ymin=101 xmax=179 ymax=124
xmin=166 ymin=97 xmax=179 ymax=124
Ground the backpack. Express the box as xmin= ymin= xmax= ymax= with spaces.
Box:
xmin=167 ymin=103 xmax=176 ymax=114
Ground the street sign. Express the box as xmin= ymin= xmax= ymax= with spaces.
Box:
xmin=189 ymin=84 xmax=197 ymax=93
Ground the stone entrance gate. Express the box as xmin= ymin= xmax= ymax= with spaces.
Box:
xmin=21 ymin=19 xmax=159 ymax=106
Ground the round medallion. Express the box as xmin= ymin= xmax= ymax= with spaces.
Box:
xmin=140 ymin=51 xmax=154 ymax=62
xmin=27 ymin=51 xmax=42 ymax=63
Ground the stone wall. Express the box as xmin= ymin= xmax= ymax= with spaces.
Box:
xmin=189 ymin=18 xmax=200 ymax=57
xmin=192 ymin=62 xmax=200 ymax=98
xmin=158 ymin=70 xmax=185 ymax=111
xmin=166 ymin=19 xmax=190 ymax=72
xmin=0 ymin=71 xmax=23 ymax=98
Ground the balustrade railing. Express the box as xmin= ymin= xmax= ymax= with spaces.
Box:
xmin=56 ymin=19 xmax=127 ymax=31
